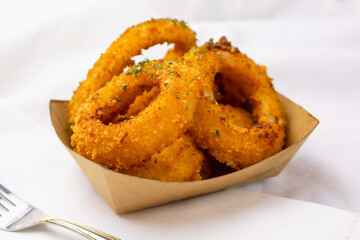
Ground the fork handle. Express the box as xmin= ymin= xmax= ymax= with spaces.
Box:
xmin=38 ymin=215 xmax=121 ymax=240
xmin=42 ymin=218 xmax=97 ymax=240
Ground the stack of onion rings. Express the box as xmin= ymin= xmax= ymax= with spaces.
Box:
xmin=68 ymin=19 xmax=286 ymax=181
xmin=68 ymin=18 xmax=196 ymax=124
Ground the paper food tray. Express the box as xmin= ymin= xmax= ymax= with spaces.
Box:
xmin=50 ymin=93 xmax=318 ymax=214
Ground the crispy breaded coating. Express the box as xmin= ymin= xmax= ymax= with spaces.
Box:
xmin=120 ymin=134 xmax=203 ymax=181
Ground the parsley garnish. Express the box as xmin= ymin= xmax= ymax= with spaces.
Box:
xmin=166 ymin=69 xmax=181 ymax=77
xmin=215 ymin=129 xmax=221 ymax=137
xmin=180 ymin=20 xmax=187 ymax=28
xmin=170 ymin=89 xmax=180 ymax=99
xmin=126 ymin=59 xmax=149 ymax=77
xmin=122 ymin=84 xmax=128 ymax=93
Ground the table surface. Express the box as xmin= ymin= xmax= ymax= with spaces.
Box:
xmin=1 ymin=1 xmax=360 ymax=239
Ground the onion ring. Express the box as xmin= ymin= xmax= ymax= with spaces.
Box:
xmin=119 ymin=134 xmax=203 ymax=181
xmin=71 ymin=59 xmax=201 ymax=170
xmin=218 ymin=104 xmax=254 ymax=129
xmin=68 ymin=18 xmax=196 ymax=123
xmin=110 ymin=86 xmax=160 ymax=123
xmin=110 ymin=86 xmax=204 ymax=181
xmin=186 ymin=38 xmax=286 ymax=169
xmin=116 ymin=85 xmax=253 ymax=179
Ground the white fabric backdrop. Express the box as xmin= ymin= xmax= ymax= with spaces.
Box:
xmin=0 ymin=1 xmax=360 ymax=239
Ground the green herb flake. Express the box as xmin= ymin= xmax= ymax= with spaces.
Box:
xmin=157 ymin=63 xmax=163 ymax=69
xmin=185 ymin=104 xmax=189 ymax=109
xmin=170 ymin=89 xmax=180 ymax=99
xmin=126 ymin=59 xmax=150 ymax=77
xmin=166 ymin=69 xmax=181 ymax=77
xmin=122 ymin=84 xmax=128 ymax=93
xmin=115 ymin=98 xmax=122 ymax=102
xmin=186 ymin=92 xmax=190 ymax=96
xmin=215 ymin=129 xmax=221 ymax=137
xmin=180 ymin=20 xmax=187 ymax=28
xmin=134 ymin=68 xmax=142 ymax=77
xmin=184 ymin=79 xmax=188 ymax=82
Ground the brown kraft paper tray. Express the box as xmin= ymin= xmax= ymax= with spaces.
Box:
xmin=50 ymin=93 xmax=319 ymax=214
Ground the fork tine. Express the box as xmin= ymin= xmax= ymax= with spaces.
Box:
xmin=0 ymin=184 xmax=120 ymax=239
xmin=0 ymin=184 xmax=11 ymax=195
xmin=0 ymin=184 xmax=44 ymax=232
xmin=0 ymin=186 xmax=14 ymax=216
xmin=0 ymin=185 xmax=18 ymax=210
xmin=0 ymin=201 xmax=10 ymax=212
xmin=0 ymin=185 xmax=16 ymax=207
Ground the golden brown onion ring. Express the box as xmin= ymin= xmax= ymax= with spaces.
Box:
xmin=119 ymin=134 xmax=203 ymax=181
xmin=68 ymin=18 xmax=196 ymax=123
xmin=71 ymin=60 xmax=201 ymax=170
xmin=111 ymin=87 xmax=204 ymax=181
xmin=186 ymin=38 xmax=286 ymax=169
xmin=110 ymin=86 xmax=160 ymax=124
xmin=115 ymin=86 xmax=254 ymax=180
xmin=218 ymin=104 xmax=254 ymax=129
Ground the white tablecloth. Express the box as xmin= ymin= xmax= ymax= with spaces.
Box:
xmin=1 ymin=1 xmax=360 ymax=239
